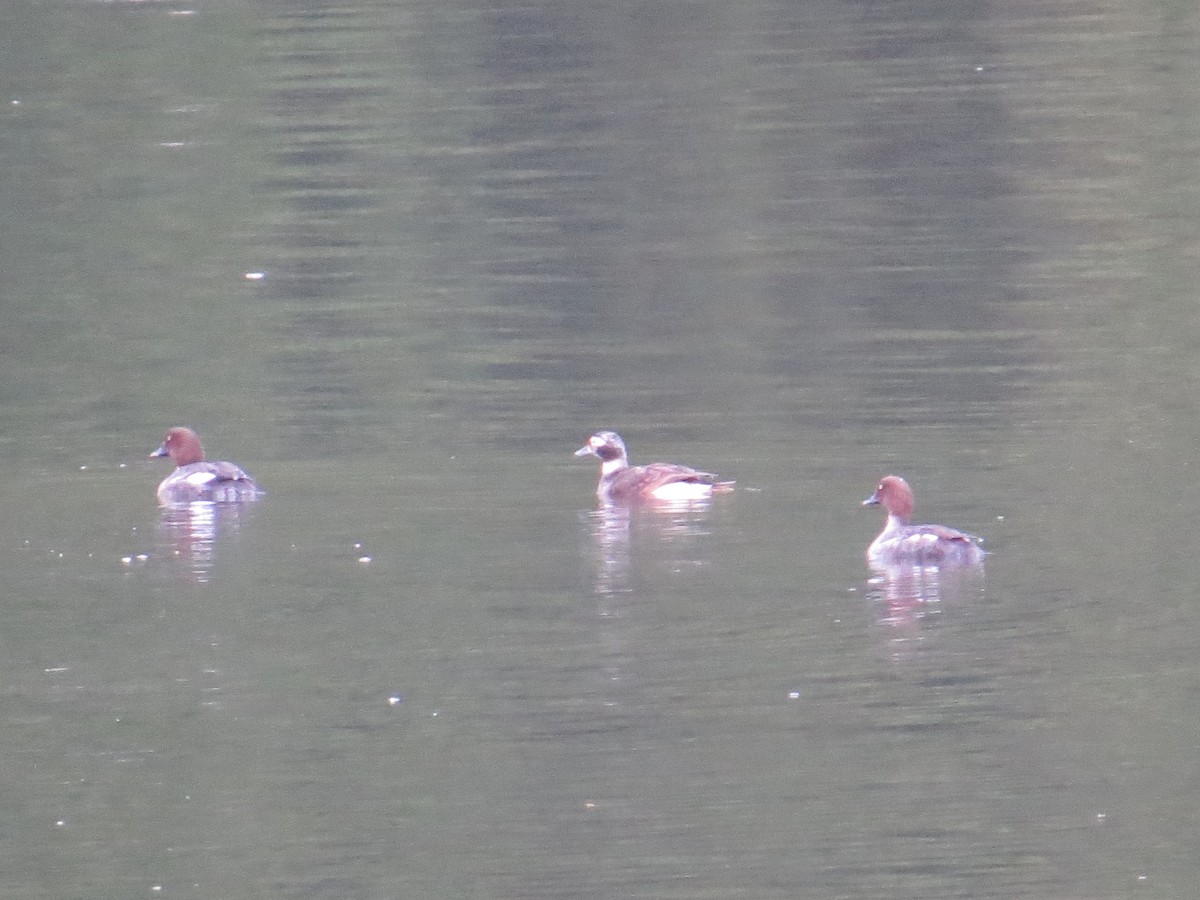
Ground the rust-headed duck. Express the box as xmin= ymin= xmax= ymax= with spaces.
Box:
xmin=150 ymin=427 xmax=262 ymax=506
xmin=862 ymin=475 xmax=984 ymax=567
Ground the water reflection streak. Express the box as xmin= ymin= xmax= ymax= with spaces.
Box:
xmin=866 ymin=559 xmax=986 ymax=644
xmin=157 ymin=501 xmax=255 ymax=583
xmin=581 ymin=498 xmax=722 ymax=599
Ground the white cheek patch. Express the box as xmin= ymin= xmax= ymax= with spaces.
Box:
xmin=599 ymin=458 xmax=625 ymax=477
xmin=650 ymin=481 xmax=712 ymax=501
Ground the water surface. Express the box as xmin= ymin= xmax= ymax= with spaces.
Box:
xmin=2 ymin=0 xmax=1199 ymax=897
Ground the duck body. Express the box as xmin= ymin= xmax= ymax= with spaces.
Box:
xmin=151 ymin=427 xmax=262 ymax=506
xmin=574 ymin=431 xmax=734 ymax=504
xmin=863 ymin=475 xmax=983 ymax=567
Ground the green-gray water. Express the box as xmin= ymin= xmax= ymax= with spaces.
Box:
xmin=3 ymin=1 xmax=1199 ymax=897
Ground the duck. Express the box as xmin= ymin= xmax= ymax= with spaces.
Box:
xmin=574 ymin=430 xmax=734 ymax=503
xmin=150 ymin=427 xmax=262 ymax=506
xmin=862 ymin=475 xmax=984 ymax=567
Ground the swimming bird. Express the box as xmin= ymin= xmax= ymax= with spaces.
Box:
xmin=574 ymin=430 xmax=733 ymax=503
xmin=150 ymin=426 xmax=262 ymax=506
xmin=862 ymin=475 xmax=984 ymax=567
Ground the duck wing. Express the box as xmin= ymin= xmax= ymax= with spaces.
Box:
xmin=605 ymin=463 xmax=723 ymax=499
xmin=900 ymin=524 xmax=984 ymax=562
xmin=204 ymin=460 xmax=255 ymax=484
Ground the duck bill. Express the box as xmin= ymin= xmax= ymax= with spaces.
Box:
xmin=150 ymin=444 xmax=169 ymax=459
xmin=574 ymin=445 xmax=594 ymax=458
xmin=862 ymin=492 xmax=881 ymax=507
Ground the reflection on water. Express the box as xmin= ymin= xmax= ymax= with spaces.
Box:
xmin=581 ymin=498 xmax=724 ymax=598
xmin=865 ymin=559 xmax=986 ymax=650
xmin=582 ymin=503 xmax=635 ymax=597
xmin=4 ymin=0 xmax=1199 ymax=893
xmin=156 ymin=501 xmax=256 ymax=583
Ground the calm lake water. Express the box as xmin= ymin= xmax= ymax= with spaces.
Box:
xmin=3 ymin=0 xmax=1200 ymax=897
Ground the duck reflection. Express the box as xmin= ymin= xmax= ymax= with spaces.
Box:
xmin=157 ymin=501 xmax=255 ymax=583
xmin=581 ymin=498 xmax=720 ymax=598
xmin=865 ymin=558 xmax=985 ymax=638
